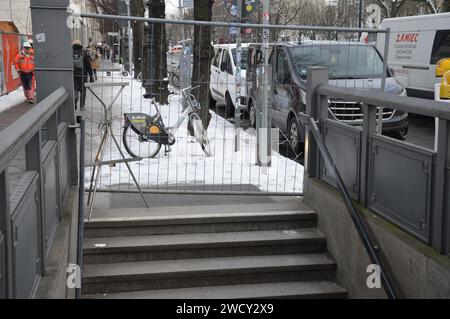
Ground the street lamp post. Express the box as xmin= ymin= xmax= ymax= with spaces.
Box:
xmin=125 ymin=0 xmax=134 ymax=76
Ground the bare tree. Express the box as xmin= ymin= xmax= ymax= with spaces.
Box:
xmin=192 ymin=0 xmax=214 ymax=129
xmin=142 ymin=0 xmax=169 ymax=104
xmin=443 ymin=0 xmax=450 ymax=11
xmin=131 ymin=0 xmax=145 ymax=78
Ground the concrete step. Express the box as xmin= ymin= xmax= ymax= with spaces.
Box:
xmin=83 ymin=229 xmax=327 ymax=264
xmin=84 ymin=210 xmax=317 ymax=238
xmin=84 ymin=280 xmax=347 ymax=299
xmin=82 ymin=253 xmax=337 ymax=295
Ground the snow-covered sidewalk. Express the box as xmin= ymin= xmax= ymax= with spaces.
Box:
xmin=0 ymin=87 xmax=26 ymax=114
xmin=84 ymin=71 xmax=304 ymax=193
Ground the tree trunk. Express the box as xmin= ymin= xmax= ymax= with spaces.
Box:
xmin=143 ymin=0 xmax=169 ymax=104
xmin=131 ymin=0 xmax=145 ymax=79
xmin=442 ymin=0 xmax=450 ymax=12
xmin=192 ymin=0 xmax=214 ymax=129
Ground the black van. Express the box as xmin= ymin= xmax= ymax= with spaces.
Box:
xmin=246 ymin=41 xmax=409 ymax=153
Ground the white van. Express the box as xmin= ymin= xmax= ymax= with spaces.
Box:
xmin=376 ymin=13 xmax=450 ymax=99
xmin=210 ymin=43 xmax=249 ymax=118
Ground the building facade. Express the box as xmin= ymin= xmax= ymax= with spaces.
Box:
xmin=0 ymin=0 xmax=32 ymax=34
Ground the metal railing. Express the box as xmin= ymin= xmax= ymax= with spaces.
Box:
xmin=0 ymin=86 xmax=72 ymax=298
xmin=300 ymin=111 xmax=398 ymax=298
xmin=304 ymin=66 xmax=450 ymax=259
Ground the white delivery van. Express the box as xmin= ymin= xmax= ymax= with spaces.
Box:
xmin=210 ymin=43 xmax=249 ymax=118
xmin=376 ymin=13 xmax=450 ymax=99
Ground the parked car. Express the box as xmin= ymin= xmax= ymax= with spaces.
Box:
xmin=246 ymin=41 xmax=409 ymax=154
xmin=210 ymin=43 xmax=249 ymax=118
xmin=376 ymin=12 xmax=450 ymax=99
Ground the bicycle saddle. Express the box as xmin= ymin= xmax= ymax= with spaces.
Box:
xmin=143 ymin=92 xmax=159 ymax=99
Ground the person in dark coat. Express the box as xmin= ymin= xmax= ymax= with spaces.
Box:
xmin=72 ymin=40 xmax=93 ymax=110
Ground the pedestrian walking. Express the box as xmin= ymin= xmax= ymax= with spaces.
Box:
xmin=28 ymin=38 xmax=36 ymax=94
xmin=14 ymin=41 xmax=35 ymax=103
xmin=88 ymin=44 xmax=100 ymax=82
xmin=73 ymin=40 xmax=93 ymax=110
xmin=106 ymin=45 xmax=111 ymax=60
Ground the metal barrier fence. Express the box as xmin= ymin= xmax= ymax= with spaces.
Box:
xmin=305 ymin=67 xmax=450 ymax=256
xmin=77 ymin=14 xmax=389 ymax=204
xmin=0 ymin=87 xmax=72 ymax=298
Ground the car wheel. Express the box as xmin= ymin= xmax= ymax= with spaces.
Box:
xmin=225 ymin=93 xmax=235 ymax=118
xmin=288 ymin=117 xmax=303 ymax=154
xmin=249 ymin=100 xmax=256 ymax=128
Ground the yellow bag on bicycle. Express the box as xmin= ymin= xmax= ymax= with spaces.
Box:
xmin=440 ymin=70 xmax=450 ymax=99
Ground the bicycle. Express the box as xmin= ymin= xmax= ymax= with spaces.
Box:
xmin=136 ymin=71 xmax=178 ymax=88
xmin=122 ymin=86 xmax=212 ymax=158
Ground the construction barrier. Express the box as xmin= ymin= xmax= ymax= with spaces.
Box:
xmin=0 ymin=32 xmax=31 ymax=96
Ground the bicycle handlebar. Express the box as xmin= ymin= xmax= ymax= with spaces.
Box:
xmin=180 ymin=85 xmax=200 ymax=93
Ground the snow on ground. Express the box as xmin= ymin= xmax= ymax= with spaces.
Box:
xmin=0 ymin=88 xmax=25 ymax=113
xmin=84 ymin=70 xmax=304 ymax=193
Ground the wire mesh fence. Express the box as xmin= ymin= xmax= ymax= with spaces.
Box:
xmin=77 ymin=16 xmax=390 ymax=198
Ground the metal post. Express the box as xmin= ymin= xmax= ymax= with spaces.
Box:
xmin=125 ymin=0 xmax=133 ymax=76
xmin=257 ymin=0 xmax=271 ymax=167
xmin=75 ymin=115 xmax=85 ymax=299
xmin=30 ymin=0 xmax=78 ymax=185
xmin=0 ymin=171 xmax=12 ymax=298
xmin=378 ymin=27 xmax=390 ymax=135
xmin=304 ymin=67 xmax=329 ymax=179
xmin=25 ymin=132 xmax=45 ymax=275
xmin=432 ymin=119 xmax=449 ymax=253
xmin=360 ymin=103 xmax=377 ymax=206
xmin=234 ymin=0 xmax=243 ymax=152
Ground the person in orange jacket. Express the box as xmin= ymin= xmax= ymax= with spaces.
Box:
xmin=14 ymin=41 xmax=35 ymax=103
xmin=28 ymin=38 xmax=36 ymax=93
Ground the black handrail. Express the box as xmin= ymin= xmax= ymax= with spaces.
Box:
xmin=76 ymin=115 xmax=86 ymax=299
xmin=300 ymin=112 xmax=398 ymax=299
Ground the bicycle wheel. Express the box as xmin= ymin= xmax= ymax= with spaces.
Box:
xmin=122 ymin=122 xmax=162 ymax=159
xmin=170 ymin=72 xmax=180 ymax=89
xmin=190 ymin=113 xmax=212 ymax=157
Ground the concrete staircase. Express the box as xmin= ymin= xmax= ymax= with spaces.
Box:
xmin=82 ymin=204 xmax=347 ymax=299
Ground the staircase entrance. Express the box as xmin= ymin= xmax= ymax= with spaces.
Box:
xmin=82 ymin=194 xmax=346 ymax=299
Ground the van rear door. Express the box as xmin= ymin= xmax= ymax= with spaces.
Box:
xmin=210 ymin=48 xmax=222 ymax=101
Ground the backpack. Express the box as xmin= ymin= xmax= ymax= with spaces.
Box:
xmin=73 ymin=50 xmax=83 ymax=69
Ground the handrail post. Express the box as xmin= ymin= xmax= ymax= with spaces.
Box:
xmin=304 ymin=67 xmax=329 ymax=199
xmin=25 ymin=131 xmax=45 ymax=276
xmin=432 ymin=118 xmax=449 ymax=253
xmin=361 ymin=104 xmax=378 ymax=206
xmin=75 ymin=115 xmax=85 ymax=299
xmin=0 ymin=171 xmax=12 ymax=298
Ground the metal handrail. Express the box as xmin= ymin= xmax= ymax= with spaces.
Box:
xmin=76 ymin=115 xmax=85 ymax=299
xmin=317 ymin=84 xmax=450 ymax=120
xmin=300 ymin=112 xmax=398 ymax=299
